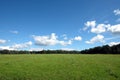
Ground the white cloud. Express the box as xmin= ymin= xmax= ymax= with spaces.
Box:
xmin=84 ymin=20 xmax=120 ymax=34
xmin=32 ymin=33 xmax=58 ymax=46
xmin=85 ymin=21 xmax=96 ymax=27
xmin=109 ymin=42 xmax=120 ymax=46
xmin=32 ymin=33 xmax=72 ymax=46
xmin=74 ymin=36 xmax=82 ymax=41
xmin=0 ymin=41 xmax=32 ymax=50
xmin=114 ymin=9 xmax=120 ymax=15
xmin=86 ymin=34 xmax=105 ymax=44
xmin=0 ymin=39 xmax=6 ymax=44
xmin=84 ymin=20 xmax=96 ymax=30
xmin=107 ymin=24 xmax=120 ymax=34
xmin=91 ymin=24 xmax=110 ymax=34
xmin=83 ymin=21 xmax=110 ymax=34
xmin=84 ymin=20 xmax=111 ymax=34
xmin=59 ymin=40 xmax=72 ymax=46
xmin=61 ymin=48 xmax=75 ymax=51
xmin=11 ymin=41 xmax=32 ymax=49
xmin=10 ymin=30 xmax=18 ymax=34
xmin=29 ymin=48 xmax=43 ymax=51
xmin=0 ymin=46 xmax=12 ymax=50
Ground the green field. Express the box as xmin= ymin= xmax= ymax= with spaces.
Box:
xmin=0 ymin=54 xmax=120 ymax=80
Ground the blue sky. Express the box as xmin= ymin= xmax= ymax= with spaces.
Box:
xmin=0 ymin=0 xmax=120 ymax=51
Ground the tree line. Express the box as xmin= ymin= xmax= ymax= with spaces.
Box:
xmin=80 ymin=44 xmax=120 ymax=54
xmin=0 ymin=50 xmax=80 ymax=54
xmin=0 ymin=44 xmax=120 ymax=54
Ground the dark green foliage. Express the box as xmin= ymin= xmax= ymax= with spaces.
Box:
xmin=0 ymin=50 xmax=81 ymax=54
xmin=80 ymin=44 xmax=120 ymax=54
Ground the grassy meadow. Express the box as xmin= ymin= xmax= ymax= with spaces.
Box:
xmin=0 ymin=54 xmax=120 ymax=80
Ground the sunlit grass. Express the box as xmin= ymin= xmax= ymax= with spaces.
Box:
xmin=0 ymin=54 xmax=120 ymax=80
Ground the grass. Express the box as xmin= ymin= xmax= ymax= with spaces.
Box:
xmin=0 ymin=54 xmax=120 ymax=80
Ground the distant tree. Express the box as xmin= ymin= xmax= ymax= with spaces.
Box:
xmin=80 ymin=44 xmax=120 ymax=54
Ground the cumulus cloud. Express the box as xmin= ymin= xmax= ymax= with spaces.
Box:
xmin=74 ymin=36 xmax=82 ymax=41
xmin=114 ymin=9 xmax=120 ymax=15
xmin=0 ymin=41 xmax=32 ymax=50
xmin=29 ymin=48 xmax=44 ymax=51
xmin=107 ymin=24 xmax=120 ymax=34
xmin=61 ymin=48 xmax=75 ymax=51
xmin=85 ymin=21 xmax=96 ymax=27
xmin=84 ymin=20 xmax=111 ymax=34
xmin=11 ymin=41 xmax=32 ymax=49
xmin=0 ymin=46 xmax=12 ymax=50
xmin=86 ymin=34 xmax=105 ymax=44
xmin=91 ymin=24 xmax=110 ymax=34
xmin=0 ymin=39 xmax=6 ymax=44
xmin=32 ymin=33 xmax=72 ymax=46
xmin=10 ymin=30 xmax=19 ymax=34
xmin=59 ymin=40 xmax=72 ymax=46
xmin=84 ymin=20 xmax=96 ymax=30
xmin=84 ymin=20 xmax=120 ymax=34
xmin=32 ymin=33 xmax=58 ymax=46
xmin=109 ymin=42 xmax=120 ymax=46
